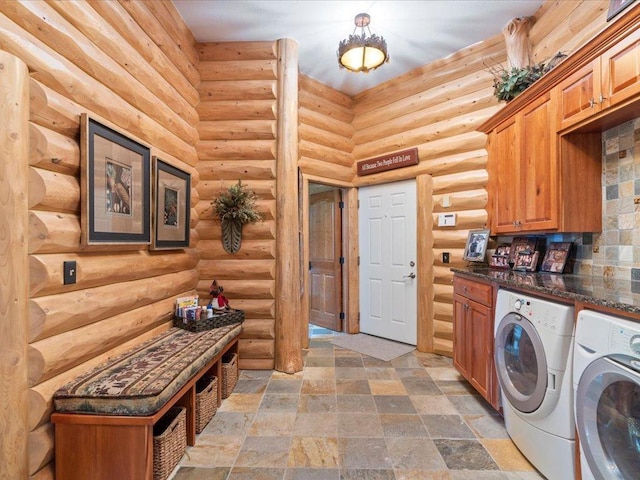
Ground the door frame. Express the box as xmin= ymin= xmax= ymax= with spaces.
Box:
xmin=301 ymin=174 xmax=359 ymax=348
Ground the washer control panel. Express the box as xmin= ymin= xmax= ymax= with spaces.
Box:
xmin=609 ymin=324 xmax=640 ymax=356
xmin=500 ymin=290 xmax=574 ymax=336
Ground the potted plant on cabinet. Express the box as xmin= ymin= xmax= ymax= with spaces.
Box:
xmin=212 ymin=180 xmax=264 ymax=254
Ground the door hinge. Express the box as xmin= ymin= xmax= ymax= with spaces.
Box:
xmin=309 ymin=261 xmax=312 ymax=270
xmin=339 ymin=201 xmax=344 ymax=209
xmin=339 ymin=312 xmax=345 ymax=320
xmin=357 ymin=256 xmax=360 ymax=265
xmin=357 ymin=199 xmax=360 ymax=208
xmin=339 ymin=256 xmax=345 ymax=265
xmin=357 ymin=312 xmax=360 ymax=322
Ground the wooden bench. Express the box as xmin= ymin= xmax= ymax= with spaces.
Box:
xmin=51 ymin=323 xmax=242 ymax=480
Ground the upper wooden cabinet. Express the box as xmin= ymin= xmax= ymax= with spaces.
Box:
xmin=489 ymin=93 xmax=559 ymax=233
xmin=556 ymin=28 xmax=640 ymax=131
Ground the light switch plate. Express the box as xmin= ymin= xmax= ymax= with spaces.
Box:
xmin=64 ymin=261 xmax=76 ymax=285
xmin=438 ymin=213 xmax=456 ymax=227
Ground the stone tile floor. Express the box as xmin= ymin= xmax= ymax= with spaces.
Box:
xmin=168 ymin=329 xmax=545 ymax=480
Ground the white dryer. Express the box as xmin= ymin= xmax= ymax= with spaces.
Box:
xmin=494 ymin=289 xmax=576 ymax=480
xmin=573 ymin=310 xmax=640 ymax=480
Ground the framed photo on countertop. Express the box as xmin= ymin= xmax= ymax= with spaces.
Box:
xmin=514 ymin=251 xmax=539 ymax=271
xmin=540 ymin=242 xmax=572 ymax=273
xmin=463 ymin=229 xmax=490 ymax=262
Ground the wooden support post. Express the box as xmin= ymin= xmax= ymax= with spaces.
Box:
xmin=417 ymin=174 xmax=435 ymax=353
xmin=0 ymin=51 xmax=29 ymax=480
xmin=274 ymin=38 xmax=303 ymax=373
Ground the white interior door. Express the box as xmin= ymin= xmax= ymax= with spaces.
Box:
xmin=359 ymin=180 xmax=417 ymax=345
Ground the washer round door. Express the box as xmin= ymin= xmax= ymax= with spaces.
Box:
xmin=494 ymin=312 xmax=547 ymax=413
xmin=576 ymin=356 xmax=640 ymax=480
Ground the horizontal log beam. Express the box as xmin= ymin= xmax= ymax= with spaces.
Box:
xmin=197 ymin=160 xmax=276 ymax=181
xmin=86 ymin=0 xmax=199 ymax=107
xmin=144 ymin=0 xmax=199 ymax=67
xmin=197 ymin=79 xmax=276 ymax=101
xmin=195 ymin=198 xmax=275 ymax=222
xmin=298 ymin=157 xmax=354 ymax=183
xmin=196 ymin=279 xmax=275 ymax=299
xmin=197 ymin=99 xmax=276 ymax=121
xmin=432 ymin=169 xmax=488 ymax=195
xmin=239 ymin=358 xmax=274 ymax=370
xmin=299 ymin=90 xmax=353 ymax=124
xmin=30 ymin=249 xmax=198 ymax=297
xmin=299 ymin=139 xmax=353 ymax=167
xmin=29 ymin=271 xmax=198 ymax=342
xmin=239 ymin=339 xmax=275 ymax=359
xmin=239 ymin=319 xmax=275 ymax=339
xmin=197 ymin=120 xmax=275 ymax=141
xmin=27 ymin=423 xmax=53 ymax=476
xmin=29 ymin=79 xmax=80 ymax=138
xmin=199 ymin=59 xmax=277 ymax=81
xmin=198 ymin=259 xmax=275 ymax=280
xmin=433 ymin=188 xmax=488 ymax=213
xmin=197 ymin=239 xmax=276 ymax=260
xmin=299 ymin=123 xmax=354 ymax=153
xmin=29 ymin=122 xmax=79 ymax=176
xmin=299 ymin=106 xmax=354 ymax=138
xmin=432 ymin=230 xmax=471 ymax=249
xmin=197 ymin=41 xmax=276 ymax=61
xmin=196 ymin=219 xmax=276 ymax=241
xmin=196 ymin=139 xmax=276 ymax=161
xmin=28 ymin=167 xmax=79 ymax=214
xmin=299 ymin=74 xmax=353 ymax=109
xmin=197 ymin=179 xmax=276 ymax=199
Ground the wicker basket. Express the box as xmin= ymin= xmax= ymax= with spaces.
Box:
xmin=153 ymin=406 xmax=186 ymax=480
xmin=195 ymin=376 xmax=218 ymax=434
xmin=174 ymin=309 xmax=244 ymax=333
xmin=221 ymin=352 xmax=238 ymax=399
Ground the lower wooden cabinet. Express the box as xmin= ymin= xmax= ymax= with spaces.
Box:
xmin=453 ymin=275 xmax=499 ymax=410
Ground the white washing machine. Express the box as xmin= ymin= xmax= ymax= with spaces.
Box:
xmin=573 ymin=310 xmax=640 ymax=480
xmin=494 ymin=289 xmax=576 ymax=480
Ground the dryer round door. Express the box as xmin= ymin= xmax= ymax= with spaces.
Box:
xmin=494 ymin=312 xmax=547 ymax=413
xmin=576 ymin=356 xmax=640 ymax=480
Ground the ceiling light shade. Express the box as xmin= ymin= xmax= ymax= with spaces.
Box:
xmin=338 ymin=13 xmax=389 ymax=73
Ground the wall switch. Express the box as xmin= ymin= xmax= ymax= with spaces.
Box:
xmin=443 ymin=252 xmax=450 ymax=263
xmin=441 ymin=195 xmax=451 ymax=208
xmin=64 ymin=261 xmax=77 ymax=285
xmin=437 ymin=213 xmax=456 ymax=227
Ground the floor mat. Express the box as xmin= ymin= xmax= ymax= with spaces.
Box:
xmin=330 ymin=333 xmax=415 ymax=361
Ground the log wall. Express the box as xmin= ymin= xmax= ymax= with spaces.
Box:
xmin=0 ymin=1 xmax=200 ymax=477
xmin=195 ymin=41 xmax=278 ymax=370
xmin=350 ymin=0 xmax=610 ymax=357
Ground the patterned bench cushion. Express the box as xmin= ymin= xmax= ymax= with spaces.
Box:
xmin=54 ymin=323 xmax=242 ymax=416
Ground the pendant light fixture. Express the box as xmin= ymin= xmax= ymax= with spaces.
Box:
xmin=337 ymin=13 xmax=389 ymax=73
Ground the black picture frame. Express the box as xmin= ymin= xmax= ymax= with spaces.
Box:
xmin=152 ymin=157 xmax=191 ymax=250
xmin=81 ymin=115 xmax=151 ymax=245
xmin=463 ymin=229 xmax=490 ymax=262
xmin=607 ymin=0 xmax=636 ymax=21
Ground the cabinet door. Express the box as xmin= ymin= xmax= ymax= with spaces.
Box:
xmin=519 ymin=94 xmax=558 ymax=232
xmin=453 ymin=294 xmax=469 ymax=378
xmin=601 ymin=27 xmax=640 ymax=108
xmin=467 ymin=297 xmax=492 ymax=401
xmin=555 ymin=59 xmax=602 ymax=131
xmin=489 ymin=118 xmax=520 ymax=234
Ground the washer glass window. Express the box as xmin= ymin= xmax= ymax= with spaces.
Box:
xmin=577 ymin=357 xmax=640 ymax=480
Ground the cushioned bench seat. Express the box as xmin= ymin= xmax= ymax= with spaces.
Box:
xmin=54 ymin=323 xmax=242 ymax=416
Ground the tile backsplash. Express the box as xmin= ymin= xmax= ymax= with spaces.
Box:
xmin=496 ymin=117 xmax=640 ymax=281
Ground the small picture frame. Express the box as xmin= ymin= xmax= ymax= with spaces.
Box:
xmin=508 ymin=236 xmax=540 ymax=266
xmin=463 ymin=229 xmax=490 ymax=262
xmin=514 ymin=251 xmax=539 ymax=272
xmin=540 ymin=242 xmax=572 ymax=273
xmin=81 ymin=114 xmax=151 ymax=245
xmin=152 ymin=157 xmax=191 ymax=250
xmin=489 ymin=243 xmax=511 ymax=269
xmin=607 ymin=0 xmax=635 ymax=21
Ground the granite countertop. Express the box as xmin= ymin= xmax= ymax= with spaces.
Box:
xmin=452 ymin=267 xmax=640 ymax=317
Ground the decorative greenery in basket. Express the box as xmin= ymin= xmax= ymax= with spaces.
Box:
xmin=488 ymin=52 xmax=567 ymax=102
xmin=212 ymin=180 xmax=264 ymax=254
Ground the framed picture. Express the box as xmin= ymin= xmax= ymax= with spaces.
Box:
xmin=514 ymin=251 xmax=539 ymax=271
xmin=152 ymin=157 xmax=191 ymax=250
xmin=508 ymin=236 xmax=540 ymax=265
xmin=489 ymin=243 xmax=511 ymax=269
xmin=463 ymin=229 xmax=490 ymax=262
xmin=81 ymin=115 xmax=151 ymax=245
xmin=607 ymin=0 xmax=636 ymax=21
xmin=540 ymin=242 xmax=572 ymax=273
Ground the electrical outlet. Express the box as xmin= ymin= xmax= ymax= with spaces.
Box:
xmin=64 ymin=261 xmax=77 ymax=285
xmin=443 ymin=252 xmax=450 ymax=264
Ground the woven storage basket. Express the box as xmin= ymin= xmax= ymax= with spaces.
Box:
xmin=221 ymin=352 xmax=238 ymax=399
xmin=174 ymin=309 xmax=244 ymax=333
xmin=153 ymin=406 xmax=186 ymax=480
xmin=195 ymin=376 xmax=218 ymax=434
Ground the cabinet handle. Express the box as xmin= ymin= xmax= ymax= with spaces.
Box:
xmin=599 ymin=94 xmax=606 ymax=103
xmin=589 ymin=98 xmax=595 ymax=108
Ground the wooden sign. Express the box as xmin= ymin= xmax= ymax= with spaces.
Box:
xmin=357 ymin=148 xmax=419 ymax=176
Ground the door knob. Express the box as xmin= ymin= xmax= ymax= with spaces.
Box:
xmin=403 ymin=272 xmax=416 ymax=279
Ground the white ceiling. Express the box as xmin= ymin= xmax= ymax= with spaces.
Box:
xmin=173 ymin=0 xmax=545 ymax=96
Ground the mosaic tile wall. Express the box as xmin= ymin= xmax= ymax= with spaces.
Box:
xmin=572 ymin=118 xmax=640 ymax=281
xmin=495 ymin=118 xmax=640 ymax=281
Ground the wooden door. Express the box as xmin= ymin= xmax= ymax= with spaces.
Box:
xmin=602 ymin=27 xmax=640 ymax=108
xmin=309 ymin=190 xmax=342 ymax=331
xmin=519 ymin=93 xmax=558 ymax=232
xmin=359 ymin=180 xmax=417 ymax=345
